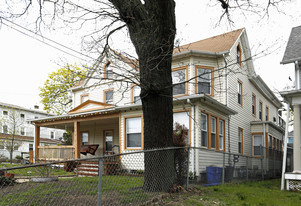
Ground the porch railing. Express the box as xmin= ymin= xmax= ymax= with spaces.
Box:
xmin=38 ymin=145 xmax=75 ymax=161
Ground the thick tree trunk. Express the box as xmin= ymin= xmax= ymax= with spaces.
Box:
xmin=110 ymin=0 xmax=176 ymax=191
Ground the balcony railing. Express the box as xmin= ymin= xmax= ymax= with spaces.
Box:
xmin=38 ymin=145 xmax=75 ymax=161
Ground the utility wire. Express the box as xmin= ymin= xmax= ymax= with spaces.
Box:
xmin=0 ymin=17 xmax=97 ymax=63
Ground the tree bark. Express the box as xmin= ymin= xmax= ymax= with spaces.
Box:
xmin=110 ymin=0 xmax=176 ymax=191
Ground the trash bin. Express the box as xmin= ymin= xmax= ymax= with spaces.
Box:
xmin=206 ymin=166 xmax=222 ymax=186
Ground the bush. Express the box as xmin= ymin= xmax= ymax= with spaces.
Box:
xmin=15 ymin=155 xmax=23 ymax=160
xmin=0 ymin=176 xmax=15 ymax=186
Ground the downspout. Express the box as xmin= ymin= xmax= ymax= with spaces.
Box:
xmin=281 ymin=102 xmax=290 ymax=190
xmin=223 ymin=53 xmax=231 ymax=162
xmin=187 ymin=98 xmax=195 ymax=176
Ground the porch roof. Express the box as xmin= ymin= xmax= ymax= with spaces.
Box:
xmin=29 ymin=95 xmax=236 ymax=128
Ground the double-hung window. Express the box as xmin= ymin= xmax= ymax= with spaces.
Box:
xmin=104 ymin=89 xmax=114 ymax=104
xmin=196 ymin=67 xmax=212 ymax=95
xmin=104 ymin=62 xmax=113 ymax=79
xmin=173 ymin=111 xmax=190 ymax=145
xmin=172 ymin=68 xmax=187 ymax=96
xmin=252 ymin=94 xmax=256 ymax=115
xmin=126 ymin=117 xmax=142 ymax=149
xmin=211 ymin=116 xmax=216 ymax=149
xmin=253 ymin=135 xmax=263 ymax=156
xmin=259 ymin=101 xmax=263 ymax=120
xmin=238 ymin=80 xmax=243 ymax=105
xmin=201 ymin=113 xmax=208 ymax=147
xmin=266 ymin=106 xmax=269 ymax=121
xmin=20 ymin=127 xmax=25 ymax=136
xmin=237 ymin=44 xmax=242 ymax=66
xmin=219 ymin=120 xmax=224 ymax=150
xmin=238 ymin=128 xmax=243 ymax=154
xmin=3 ymin=125 xmax=8 ymax=134
xmin=82 ymin=132 xmax=89 ymax=145
xmin=133 ymin=86 xmax=141 ymax=104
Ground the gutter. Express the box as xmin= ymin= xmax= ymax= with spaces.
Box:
xmin=281 ymin=58 xmax=301 ymax=65
xmin=173 ymin=50 xmax=229 ymax=60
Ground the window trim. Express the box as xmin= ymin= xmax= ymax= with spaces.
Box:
xmin=124 ymin=115 xmax=144 ymax=150
xmin=103 ymin=61 xmax=113 ymax=79
xmin=201 ymin=112 xmax=209 ymax=148
xmin=80 ymin=94 xmax=89 ymax=104
xmin=131 ymin=84 xmax=141 ymax=104
xmin=238 ymin=79 xmax=243 ymax=106
xmin=210 ymin=115 xmax=217 ymax=149
xmin=103 ymin=130 xmax=114 ymax=153
xmin=195 ymin=65 xmax=214 ymax=96
xmin=81 ymin=131 xmax=89 ymax=146
xmin=266 ymin=106 xmax=269 ymax=121
xmin=172 ymin=66 xmax=188 ymax=97
xmin=238 ymin=127 xmax=243 ymax=154
xmin=237 ymin=43 xmax=242 ymax=67
xmin=259 ymin=101 xmax=263 ymax=121
xmin=103 ymin=89 xmax=114 ymax=104
xmin=252 ymin=133 xmax=263 ymax=157
xmin=218 ymin=119 xmax=225 ymax=152
xmin=252 ymin=93 xmax=256 ymax=116
xmin=173 ymin=109 xmax=191 ymax=146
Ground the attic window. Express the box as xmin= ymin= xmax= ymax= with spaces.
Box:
xmin=104 ymin=62 xmax=113 ymax=79
xmin=237 ymin=44 xmax=242 ymax=66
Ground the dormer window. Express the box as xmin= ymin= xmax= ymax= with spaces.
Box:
xmin=104 ymin=62 xmax=113 ymax=79
xmin=104 ymin=89 xmax=114 ymax=104
xmin=237 ymin=44 xmax=242 ymax=66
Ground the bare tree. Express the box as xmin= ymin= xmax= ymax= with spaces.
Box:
xmin=0 ymin=0 xmax=289 ymax=191
xmin=0 ymin=109 xmax=24 ymax=164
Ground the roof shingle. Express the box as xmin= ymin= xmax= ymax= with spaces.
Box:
xmin=281 ymin=25 xmax=301 ymax=64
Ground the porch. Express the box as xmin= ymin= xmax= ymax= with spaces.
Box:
xmin=32 ymin=110 xmax=121 ymax=162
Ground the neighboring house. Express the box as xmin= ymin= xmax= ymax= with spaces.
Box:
xmin=0 ymin=102 xmax=65 ymax=159
xmin=280 ymin=25 xmax=301 ymax=189
xmin=30 ymin=28 xmax=284 ymax=176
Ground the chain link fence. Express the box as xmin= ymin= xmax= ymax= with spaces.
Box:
xmin=0 ymin=147 xmax=283 ymax=205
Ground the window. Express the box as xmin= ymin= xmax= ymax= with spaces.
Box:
xmin=50 ymin=131 xmax=54 ymax=139
xmin=201 ymin=113 xmax=208 ymax=147
xmin=3 ymin=111 xmax=8 ymax=117
xmin=269 ymin=135 xmax=273 ymax=149
xmin=196 ymin=67 xmax=213 ymax=95
xmin=20 ymin=127 xmax=25 ymax=136
xmin=259 ymin=101 xmax=263 ymax=120
xmin=3 ymin=125 xmax=8 ymax=134
xmin=238 ymin=80 xmax=243 ymax=105
xmin=273 ymin=137 xmax=276 ymax=150
xmin=104 ymin=131 xmax=113 ymax=152
xmin=174 ymin=111 xmax=190 ymax=145
xmin=210 ymin=116 xmax=217 ymax=149
xmin=13 ymin=145 xmax=18 ymax=151
xmin=252 ymin=94 xmax=256 ymax=115
xmin=81 ymin=94 xmax=89 ymax=103
xmin=35 ymin=116 xmax=39 ymax=119
xmin=237 ymin=44 xmax=242 ymax=66
xmin=82 ymin=132 xmax=89 ymax=145
xmin=253 ymin=135 xmax=263 ymax=156
xmin=132 ymin=86 xmax=141 ymax=104
xmin=238 ymin=128 xmax=243 ymax=154
xmin=104 ymin=89 xmax=114 ymax=104
xmin=29 ymin=144 xmax=33 ymax=151
xmin=20 ymin=113 xmax=25 ymax=120
xmin=219 ymin=119 xmax=225 ymax=150
xmin=104 ymin=62 xmax=113 ymax=79
xmin=126 ymin=117 xmax=142 ymax=149
xmin=266 ymin=106 xmax=269 ymax=121
xmin=172 ymin=67 xmax=187 ymax=96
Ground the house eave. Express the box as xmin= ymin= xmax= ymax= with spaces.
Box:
xmin=250 ymin=121 xmax=285 ymax=133
xmin=172 ymin=50 xmax=229 ymax=60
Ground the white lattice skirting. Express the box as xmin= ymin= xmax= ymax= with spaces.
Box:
xmin=285 ymin=173 xmax=301 ymax=191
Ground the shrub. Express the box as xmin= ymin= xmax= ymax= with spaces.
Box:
xmin=15 ymin=155 xmax=23 ymax=160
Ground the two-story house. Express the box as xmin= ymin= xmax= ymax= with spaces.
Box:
xmin=0 ymin=102 xmax=65 ymax=160
xmin=30 ymin=28 xmax=284 ymax=177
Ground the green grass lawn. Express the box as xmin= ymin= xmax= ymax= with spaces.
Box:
xmin=0 ymin=163 xmax=74 ymax=177
xmin=166 ymin=179 xmax=301 ymax=206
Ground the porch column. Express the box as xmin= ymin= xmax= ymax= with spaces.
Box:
xmin=34 ymin=125 xmax=40 ymax=162
xmin=74 ymin=121 xmax=81 ymax=159
xmin=293 ymin=105 xmax=301 ymax=172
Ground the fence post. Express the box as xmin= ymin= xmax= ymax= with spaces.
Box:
xmin=261 ymin=145 xmax=264 ymax=181
xmin=186 ymin=147 xmax=190 ymax=191
xmin=222 ymin=152 xmax=225 ymax=184
xmin=246 ymin=156 xmax=248 ymax=181
xmin=97 ymin=157 xmax=103 ymax=206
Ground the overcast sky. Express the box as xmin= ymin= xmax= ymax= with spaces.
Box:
xmin=0 ymin=0 xmax=300 ymax=110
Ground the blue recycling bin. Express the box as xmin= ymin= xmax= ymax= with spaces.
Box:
xmin=206 ymin=166 xmax=222 ymax=186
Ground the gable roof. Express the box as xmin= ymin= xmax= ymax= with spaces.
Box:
xmin=281 ymin=25 xmax=301 ymax=64
xmin=68 ymin=100 xmax=114 ymax=114
xmin=173 ymin=28 xmax=244 ymax=54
